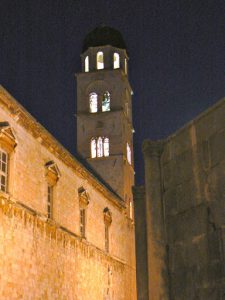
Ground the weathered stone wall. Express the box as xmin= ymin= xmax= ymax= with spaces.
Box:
xmin=133 ymin=186 xmax=149 ymax=300
xmin=137 ymin=98 xmax=225 ymax=300
xmin=0 ymin=86 xmax=136 ymax=299
xmin=162 ymin=98 xmax=225 ymax=299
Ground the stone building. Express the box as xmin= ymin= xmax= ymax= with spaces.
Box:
xmin=134 ymin=98 xmax=225 ymax=299
xmin=0 ymin=26 xmax=136 ymax=299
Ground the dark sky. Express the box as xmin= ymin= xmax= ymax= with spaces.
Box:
xmin=0 ymin=0 xmax=225 ymax=185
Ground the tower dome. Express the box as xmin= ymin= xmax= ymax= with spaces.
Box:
xmin=82 ymin=25 xmax=127 ymax=53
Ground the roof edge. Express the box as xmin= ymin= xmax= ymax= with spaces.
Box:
xmin=0 ymin=85 xmax=125 ymax=210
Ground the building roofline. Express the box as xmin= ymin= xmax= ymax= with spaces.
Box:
xmin=166 ymin=97 xmax=225 ymax=142
xmin=0 ymin=85 xmax=125 ymax=210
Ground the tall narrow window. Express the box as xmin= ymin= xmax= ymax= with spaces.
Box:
xmin=45 ymin=161 xmax=60 ymax=220
xmin=89 ymin=92 xmax=98 ymax=113
xmin=103 ymin=138 xmax=109 ymax=157
xmin=47 ymin=185 xmax=53 ymax=219
xmin=97 ymin=137 xmax=103 ymax=157
xmin=129 ymin=198 xmax=133 ymax=220
xmin=78 ymin=187 xmax=89 ymax=238
xmin=102 ymin=91 xmax=110 ymax=112
xmin=91 ymin=137 xmax=110 ymax=158
xmin=80 ymin=208 xmax=86 ymax=237
xmin=97 ymin=51 xmax=104 ymax=69
xmin=113 ymin=53 xmax=120 ymax=69
xmin=0 ymin=150 xmax=8 ymax=192
xmin=127 ymin=143 xmax=132 ymax=165
xmin=105 ymin=224 xmax=109 ymax=252
xmin=124 ymin=58 xmax=127 ymax=74
xmin=103 ymin=208 xmax=112 ymax=253
xmin=85 ymin=56 xmax=89 ymax=72
xmin=91 ymin=138 xmax=97 ymax=158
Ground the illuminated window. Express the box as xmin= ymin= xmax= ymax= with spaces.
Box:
xmin=85 ymin=56 xmax=89 ymax=72
xmin=127 ymin=143 xmax=132 ymax=164
xmin=103 ymin=138 xmax=109 ymax=157
xmin=0 ymin=150 xmax=8 ymax=192
xmin=47 ymin=185 xmax=53 ymax=219
xmin=97 ymin=137 xmax=103 ymax=157
xmin=113 ymin=53 xmax=120 ymax=69
xmin=91 ymin=137 xmax=110 ymax=158
xmin=102 ymin=91 xmax=110 ymax=112
xmin=89 ymin=92 xmax=98 ymax=113
xmin=91 ymin=138 xmax=97 ymax=158
xmin=129 ymin=198 xmax=133 ymax=219
xmin=80 ymin=208 xmax=86 ymax=237
xmin=125 ymin=58 xmax=127 ymax=74
xmin=97 ymin=51 xmax=104 ymax=69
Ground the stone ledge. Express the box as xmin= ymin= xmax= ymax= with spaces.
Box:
xmin=0 ymin=86 xmax=125 ymax=211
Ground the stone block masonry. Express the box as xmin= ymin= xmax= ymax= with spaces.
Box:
xmin=0 ymin=198 xmax=129 ymax=300
xmin=0 ymin=86 xmax=136 ymax=299
xmin=134 ymin=97 xmax=225 ymax=300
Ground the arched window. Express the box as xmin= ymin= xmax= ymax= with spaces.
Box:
xmin=85 ymin=56 xmax=89 ymax=72
xmin=102 ymin=91 xmax=110 ymax=112
xmin=97 ymin=51 xmax=104 ymax=69
xmin=91 ymin=137 xmax=110 ymax=158
xmin=89 ymin=92 xmax=98 ymax=113
xmin=97 ymin=137 xmax=103 ymax=157
xmin=113 ymin=53 xmax=120 ymax=69
xmin=91 ymin=138 xmax=97 ymax=158
xmin=103 ymin=138 xmax=109 ymax=157
xmin=124 ymin=58 xmax=127 ymax=74
xmin=127 ymin=142 xmax=132 ymax=164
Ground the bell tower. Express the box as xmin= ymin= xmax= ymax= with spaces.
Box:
xmin=76 ymin=26 xmax=134 ymax=211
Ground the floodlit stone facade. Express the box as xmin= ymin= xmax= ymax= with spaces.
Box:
xmin=134 ymin=98 xmax=225 ymax=299
xmin=0 ymin=26 xmax=137 ymax=300
xmin=0 ymin=72 xmax=136 ymax=299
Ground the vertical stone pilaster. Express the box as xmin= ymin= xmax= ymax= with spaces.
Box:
xmin=133 ymin=186 xmax=149 ymax=300
xmin=142 ymin=140 xmax=169 ymax=300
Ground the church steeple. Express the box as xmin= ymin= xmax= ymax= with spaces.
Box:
xmin=76 ymin=26 xmax=134 ymax=216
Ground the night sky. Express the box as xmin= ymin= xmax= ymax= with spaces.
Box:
xmin=1 ymin=0 xmax=225 ymax=185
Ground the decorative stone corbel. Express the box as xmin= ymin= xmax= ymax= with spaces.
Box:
xmin=0 ymin=122 xmax=17 ymax=153
xmin=78 ymin=187 xmax=89 ymax=209
xmin=103 ymin=207 xmax=112 ymax=226
xmin=45 ymin=161 xmax=61 ymax=186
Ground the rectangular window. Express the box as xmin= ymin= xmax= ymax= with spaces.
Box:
xmin=47 ymin=185 xmax=53 ymax=219
xmin=0 ymin=150 xmax=8 ymax=192
xmin=80 ymin=208 xmax=86 ymax=237
xmin=129 ymin=199 xmax=133 ymax=220
xmin=124 ymin=58 xmax=127 ymax=74
xmin=105 ymin=225 xmax=109 ymax=252
xmin=127 ymin=143 xmax=132 ymax=165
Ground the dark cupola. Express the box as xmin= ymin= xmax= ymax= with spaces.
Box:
xmin=82 ymin=25 xmax=127 ymax=53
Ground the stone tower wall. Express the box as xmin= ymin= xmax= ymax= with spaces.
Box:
xmin=76 ymin=54 xmax=134 ymax=202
